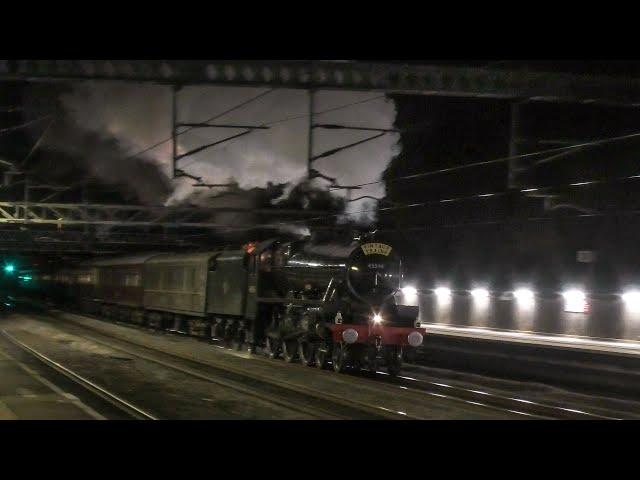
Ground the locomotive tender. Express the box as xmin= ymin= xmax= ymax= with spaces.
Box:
xmin=45 ymin=236 xmax=425 ymax=375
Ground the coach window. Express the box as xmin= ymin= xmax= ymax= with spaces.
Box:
xmin=159 ymin=269 xmax=167 ymax=290
xmin=184 ymin=267 xmax=192 ymax=290
xmin=179 ymin=267 xmax=185 ymax=289
xmin=125 ymin=273 xmax=140 ymax=287
xmin=152 ymin=269 xmax=161 ymax=289
xmin=168 ymin=268 xmax=177 ymax=289
xmin=174 ymin=267 xmax=185 ymax=290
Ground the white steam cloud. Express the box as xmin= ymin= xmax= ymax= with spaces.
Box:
xmin=60 ymin=82 xmax=399 ymax=222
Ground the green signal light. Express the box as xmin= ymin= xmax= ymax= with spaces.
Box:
xmin=4 ymin=264 xmax=14 ymax=273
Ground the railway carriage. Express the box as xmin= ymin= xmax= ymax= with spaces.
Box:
xmin=88 ymin=254 xmax=154 ymax=323
xmin=142 ymin=250 xmax=249 ymax=336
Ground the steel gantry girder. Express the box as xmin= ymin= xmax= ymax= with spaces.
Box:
xmin=0 ymin=201 xmax=330 ymax=229
xmin=3 ymin=60 xmax=640 ymax=105
xmin=0 ymin=198 xmax=338 ymax=253
xmin=0 ymin=228 xmax=208 ymax=254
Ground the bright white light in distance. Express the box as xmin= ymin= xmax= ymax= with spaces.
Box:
xmin=434 ymin=287 xmax=451 ymax=307
xmin=514 ymin=288 xmax=535 ymax=307
xmin=401 ymin=286 xmax=418 ymax=297
xmin=373 ymin=313 xmax=383 ymax=324
xmin=622 ymin=290 xmax=640 ymax=313
xmin=562 ymin=289 xmax=586 ymax=313
xmin=434 ymin=287 xmax=451 ymax=300
xmin=471 ymin=288 xmax=489 ymax=300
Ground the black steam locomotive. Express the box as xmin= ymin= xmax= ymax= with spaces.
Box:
xmin=43 ymin=235 xmax=425 ymax=375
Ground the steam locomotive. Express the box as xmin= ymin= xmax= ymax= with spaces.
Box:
xmin=43 ymin=236 xmax=425 ymax=375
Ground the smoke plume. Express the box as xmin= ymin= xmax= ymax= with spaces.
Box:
xmin=23 ymin=81 xmax=399 ymax=225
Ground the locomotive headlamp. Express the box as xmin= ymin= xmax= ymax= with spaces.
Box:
xmin=342 ymin=328 xmax=359 ymax=344
xmin=407 ymin=331 xmax=424 ymax=347
xmin=372 ymin=313 xmax=383 ymax=324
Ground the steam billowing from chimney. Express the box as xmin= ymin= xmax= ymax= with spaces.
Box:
xmin=21 ymin=83 xmax=171 ymax=205
xmin=22 ymin=81 xmax=399 ymax=227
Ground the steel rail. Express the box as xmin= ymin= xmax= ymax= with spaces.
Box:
xmin=49 ymin=309 xmax=544 ymax=419
xmin=62 ymin=311 xmax=623 ymax=420
xmin=82 ymin=314 xmax=545 ymax=419
xmin=41 ymin=312 xmax=406 ymax=420
xmin=0 ymin=329 xmax=158 ymax=420
xmin=383 ymin=372 xmax=623 ymax=420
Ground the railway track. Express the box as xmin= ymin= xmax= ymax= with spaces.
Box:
xmin=375 ymin=372 xmax=624 ymax=420
xmin=0 ymin=329 xmax=156 ymax=420
xmin=12 ymin=313 xmax=424 ymax=420
xmin=37 ymin=307 xmax=634 ymax=419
